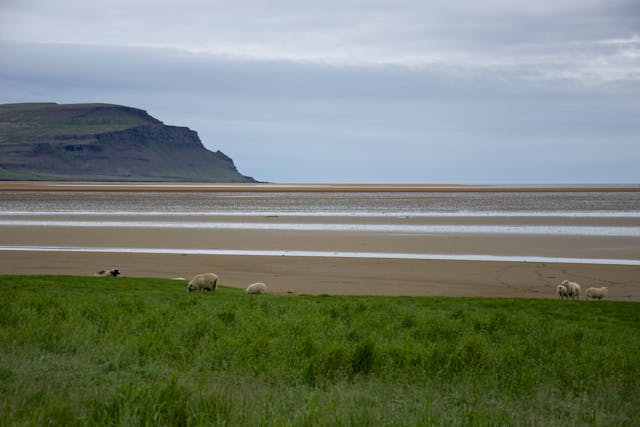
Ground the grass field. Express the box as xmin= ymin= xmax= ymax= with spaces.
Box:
xmin=1 ymin=275 xmax=639 ymax=426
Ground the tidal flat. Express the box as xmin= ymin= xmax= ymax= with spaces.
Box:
xmin=1 ymin=185 xmax=639 ymax=299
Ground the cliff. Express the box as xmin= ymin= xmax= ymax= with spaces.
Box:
xmin=0 ymin=103 xmax=255 ymax=182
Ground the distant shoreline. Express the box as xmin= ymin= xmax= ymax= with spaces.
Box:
xmin=1 ymin=181 xmax=639 ymax=192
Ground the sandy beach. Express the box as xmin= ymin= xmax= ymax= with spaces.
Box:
xmin=1 ymin=181 xmax=639 ymax=192
xmin=1 ymin=249 xmax=639 ymax=300
xmin=1 ymin=182 xmax=638 ymax=300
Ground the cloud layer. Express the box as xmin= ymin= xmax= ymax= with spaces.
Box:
xmin=1 ymin=0 xmax=639 ymax=182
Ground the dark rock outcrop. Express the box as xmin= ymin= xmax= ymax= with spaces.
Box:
xmin=0 ymin=103 xmax=255 ymax=182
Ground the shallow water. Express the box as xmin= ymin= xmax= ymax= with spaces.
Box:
xmin=2 ymin=191 xmax=640 ymax=236
xmin=1 ymin=190 xmax=639 ymax=264
xmin=2 ymin=190 xmax=640 ymax=215
xmin=1 ymin=245 xmax=639 ymax=266
xmin=0 ymin=219 xmax=638 ymax=237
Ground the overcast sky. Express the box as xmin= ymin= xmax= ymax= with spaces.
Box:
xmin=1 ymin=0 xmax=639 ymax=183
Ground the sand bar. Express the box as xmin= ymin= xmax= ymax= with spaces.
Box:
xmin=1 ymin=223 xmax=638 ymax=300
xmin=1 ymin=224 xmax=638 ymax=259
xmin=1 ymin=250 xmax=639 ymax=300
xmin=1 ymin=181 xmax=639 ymax=192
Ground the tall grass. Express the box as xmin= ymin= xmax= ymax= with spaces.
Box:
xmin=1 ymin=275 xmax=638 ymax=425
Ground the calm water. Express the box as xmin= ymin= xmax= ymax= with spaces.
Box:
xmin=2 ymin=191 xmax=640 ymax=215
xmin=1 ymin=190 xmax=639 ymax=264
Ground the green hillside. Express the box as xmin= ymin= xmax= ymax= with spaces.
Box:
xmin=0 ymin=103 xmax=255 ymax=182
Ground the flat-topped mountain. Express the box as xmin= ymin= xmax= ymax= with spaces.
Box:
xmin=0 ymin=103 xmax=255 ymax=182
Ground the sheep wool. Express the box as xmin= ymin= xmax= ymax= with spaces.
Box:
xmin=585 ymin=287 xmax=608 ymax=300
xmin=188 ymin=273 xmax=218 ymax=292
xmin=556 ymin=284 xmax=568 ymax=300
xmin=246 ymin=282 xmax=268 ymax=295
xmin=561 ymin=280 xmax=581 ymax=300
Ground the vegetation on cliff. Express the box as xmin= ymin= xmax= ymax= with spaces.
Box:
xmin=0 ymin=103 xmax=255 ymax=182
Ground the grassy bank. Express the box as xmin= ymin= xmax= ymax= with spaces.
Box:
xmin=1 ymin=275 xmax=638 ymax=426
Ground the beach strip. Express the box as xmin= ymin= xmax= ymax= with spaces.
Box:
xmin=1 ymin=249 xmax=638 ymax=300
xmin=1 ymin=181 xmax=639 ymax=192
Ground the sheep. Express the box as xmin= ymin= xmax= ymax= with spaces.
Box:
xmin=96 ymin=268 xmax=120 ymax=277
xmin=188 ymin=273 xmax=218 ymax=292
xmin=556 ymin=284 xmax=569 ymax=300
xmin=585 ymin=287 xmax=608 ymax=300
xmin=562 ymin=280 xmax=581 ymax=300
xmin=246 ymin=282 xmax=267 ymax=295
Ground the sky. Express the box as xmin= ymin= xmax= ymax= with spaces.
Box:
xmin=1 ymin=0 xmax=639 ymax=183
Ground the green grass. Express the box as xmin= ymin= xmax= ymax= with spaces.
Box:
xmin=0 ymin=103 xmax=155 ymax=145
xmin=1 ymin=275 xmax=639 ymax=426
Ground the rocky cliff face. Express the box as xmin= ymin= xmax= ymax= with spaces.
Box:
xmin=0 ymin=103 xmax=255 ymax=182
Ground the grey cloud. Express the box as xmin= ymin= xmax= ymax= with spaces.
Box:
xmin=2 ymin=1 xmax=638 ymax=83
xmin=1 ymin=1 xmax=639 ymax=183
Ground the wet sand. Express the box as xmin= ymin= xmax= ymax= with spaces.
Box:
xmin=1 ymin=224 xmax=639 ymax=260
xmin=1 ymin=225 xmax=638 ymax=300
xmin=1 ymin=182 xmax=638 ymax=300
xmin=1 ymin=250 xmax=638 ymax=300
xmin=1 ymin=181 xmax=639 ymax=192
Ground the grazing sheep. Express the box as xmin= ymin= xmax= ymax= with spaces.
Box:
xmin=96 ymin=268 xmax=120 ymax=277
xmin=585 ymin=287 xmax=608 ymax=300
xmin=246 ymin=282 xmax=267 ymax=295
xmin=556 ymin=284 xmax=569 ymax=300
xmin=188 ymin=273 xmax=218 ymax=292
xmin=562 ymin=280 xmax=581 ymax=300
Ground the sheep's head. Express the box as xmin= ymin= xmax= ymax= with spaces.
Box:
xmin=561 ymin=279 xmax=569 ymax=285
xmin=110 ymin=268 xmax=121 ymax=277
xmin=187 ymin=284 xmax=195 ymax=292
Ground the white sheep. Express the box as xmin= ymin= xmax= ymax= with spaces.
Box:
xmin=246 ymin=282 xmax=267 ymax=295
xmin=561 ymin=280 xmax=581 ymax=300
xmin=188 ymin=273 xmax=218 ymax=292
xmin=556 ymin=284 xmax=569 ymax=300
xmin=585 ymin=287 xmax=608 ymax=300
